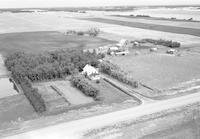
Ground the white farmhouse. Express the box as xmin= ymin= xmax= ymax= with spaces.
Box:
xmin=82 ymin=64 xmax=100 ymax=80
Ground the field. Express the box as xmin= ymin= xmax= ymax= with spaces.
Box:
xmin=0 ymin=54 xmax=8 ymax=76
xmin=106 ymin=50 xmax=200 ymax=98
xmin=0 ymin=94 xmax=37 ymax=130
xmin=111 ymin=15 xmax=200 ymax=29
xmin=0 ymin=12 xmax=199 ymax=48
xmin=83 ymin=18 xmax=200 ymax=37
xmin=0 ymin=78 xmax=18 ymax=98
xmin=0 ymin=31 xmax=114 ymax=55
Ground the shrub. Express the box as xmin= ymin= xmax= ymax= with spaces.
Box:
xmin=77 ymin=31 xmax=85 ymax=36
xmin=87 ymin=28 xmax=100 ymax=37
xmin=71 ymin=75 xmax=99 ymax=98
xmin=96 ymin=80 xmax=100 ymax=84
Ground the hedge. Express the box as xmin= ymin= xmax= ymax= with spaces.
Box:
xmin=20 ymin=77 xmax=46 ymax=113
xmin=142 ymin=39 xmax=181 ymax=48
xmin=71 ymin=75 xmax=99 ymax=98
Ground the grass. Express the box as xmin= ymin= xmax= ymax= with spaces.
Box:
xmin=91 ymin=79 xmax=134 ymax=104
xmin=0 ymin=31 xmax=114 ymax=55
xmin=106 ymin=52 xmax=200 ymax=92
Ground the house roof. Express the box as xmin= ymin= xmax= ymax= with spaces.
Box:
xmin=82 ymin=64 xmax=98 ymax=75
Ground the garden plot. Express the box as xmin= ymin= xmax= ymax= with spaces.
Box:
xmin=33 ymin=82 xmax=69 ymax=112
xmin=54 ymin=80 xmax=94 ymax=105
xmin=33 ymin=80 xmax=94 ymax=109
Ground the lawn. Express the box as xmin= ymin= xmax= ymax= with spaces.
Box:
xmin=0 ymin=31 xmax=114 ymax=55
xmin=107 ymin=52 xmax=200 ymax=92
xmin=91 ymin=79 xmax=135 ymax=104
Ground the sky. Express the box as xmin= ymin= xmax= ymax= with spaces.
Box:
xmin=0 ymin=0 xmax=200 ymax=8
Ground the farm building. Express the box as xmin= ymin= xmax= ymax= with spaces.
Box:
xmin=166 ymin=49 xmax=176 ymax=54
xmin=82 ymin=64 xmax=100 ymax=80
xmin=116 ymin=39 xmax=129 ymax=50
xmin=132 ymin=41 xmax=140 ymax=47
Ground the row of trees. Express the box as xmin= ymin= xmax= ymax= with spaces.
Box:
xmin=99 ymin=61 xmax=138 ymax=88
xmin=71 ymin=75 xmax=99 ymax=99
xmin=5 ymin=49 xmax=102 ymax=83
xmin=141 ymin=39 xmax=181 ymax=48
xmin=21 ymin=77 xmax=46 ymax=113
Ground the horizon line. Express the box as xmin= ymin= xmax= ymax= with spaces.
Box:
xmin=0 ymin=4 xmax=200 ymax=10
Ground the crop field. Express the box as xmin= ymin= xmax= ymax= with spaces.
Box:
xmin=0 ymin=94 xmax=37 ymax=129
xmin=107 ymin=52 xmax=200 ymax=96
xmin=0 ymin=31 xmax=114 ymax=55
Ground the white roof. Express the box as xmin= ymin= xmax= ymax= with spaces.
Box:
xmin=82 ymin=64 xmax=98 ymax=75
xmin=110 ymin=47 xmax=119 ymax=51
xmin=116 ymin=39 xmax=129 ymax=47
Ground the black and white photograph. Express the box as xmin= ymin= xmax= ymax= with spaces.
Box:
xmin=0 ymin=0 xmax=200 ymax=139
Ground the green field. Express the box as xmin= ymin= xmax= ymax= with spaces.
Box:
xmin=0 ymin=31 xmax=114 ymax=55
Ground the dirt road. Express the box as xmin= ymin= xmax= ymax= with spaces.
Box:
xmin=3 ymin=90 xmax=200 ymax=139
